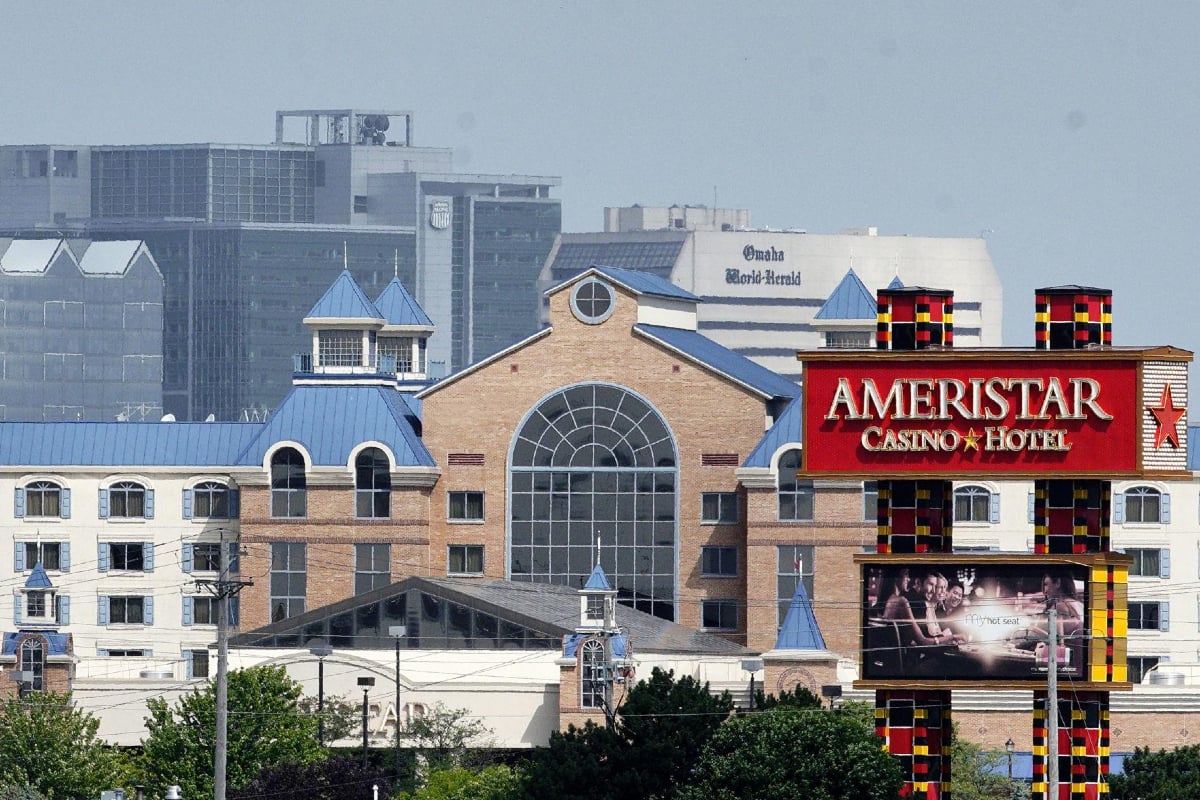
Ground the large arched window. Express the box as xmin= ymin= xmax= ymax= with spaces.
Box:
xmin=270 ymin=449 xmax=307 ymax=518
xmin=1122 ymin=486 xmax=1164 ymax=524
xmin=580 ymin=639 xmax=607 ymax=709
xmin=777 ymin=449 xmax=814 ymax=521
xmin=20 ymin=638 xmax=44 ymax=691
xmin=954 ymin=485 xmax=997 ymax=523
xmin=355 ymin=448 xmax=391 ymax=519
xmin=510 ymin=384 xmax=678 ymax=620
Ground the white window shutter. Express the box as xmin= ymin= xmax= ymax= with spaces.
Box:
xmin=182 ymin=596 xmax=194 ymax=626
xmin=12 ymin=544 xmax=24 ymax=572
xmin=13 ymin=489 xmax=24 ymax=519
xmin=182 ymin=489 xmax=193 ymax=520
xmin=97 ymin=596 xmax=109 ymax=625
xmin=60 ymin=543 xmax=70 ymax=572
xmin=182 ymin=544 xmax=194 ymax=574
xmin=98 ymin=489 xmax=109 ymax=519
xmin=143 ymin=596 xmax=154 ymax=626
xmin=58 ymin=596 xmax=69 ymax=625
xmin=144 ymin=489 xmax=155 ymax=519
xmin=142 ymin=542 xmax=154 ymax=572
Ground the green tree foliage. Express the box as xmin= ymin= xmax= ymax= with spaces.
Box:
xmin=397 ymin=765 xmax=522 ymax=800
xmin=1109 ymin=744 xmax=1200 ymax=800
xmin=403 ymin=702 xmax=494 ymax=771
xmin=0 ymin=692 xmax=127 ymax=800
xmin=0 ymin=786 xmax=46 ymax=800
xmin=950 ymin=731 xmax=1027 ymax=800
xmin=519 ymin=721 xmax=633 ymax=800
xmin=229 ymin=755 xmax=392 ymax=800
xmin=137 ymin=665 xmax=324 ymax=800
xmin=752 ymin=685 xmax=823 ymax=711
xmin=298 ymin=692 xmax=360 ymax=743
xmin=676 ymin=708 xmax=905 ymax=800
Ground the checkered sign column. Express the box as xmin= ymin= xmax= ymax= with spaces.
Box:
xmin=874 ymin=285 xmax=955 ymax=798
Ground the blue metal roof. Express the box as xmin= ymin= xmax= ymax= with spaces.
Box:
xmin=0 ymin=422 xmax=261 ymax=467
xmin=2 ymin=632 xmax=69 ymax=656
xmin=634 ymin=324 xmax=799 ymax=400
xmin=814 ymin=269 xmax=876 ymax=321
xmin=24 ymin=564 xmax=52 ymax=589
xmin=774 ymin=579 xmax=827 ymax=650
xmin=236 ymin=385 xmax=434 ymax=468
xmin=743 ymin=398 xmax=802 ymax=468
xmin=564 ymin=632 xmax=628 ymax=659
xmin=375 ymin=278 xmax=433 ymax=327
xmin=306 ymin=270 xmax=383 ymax=321
xmin=588 ymin=265 xmax=699 ymax=302
xmin=583 ymin=564 xmax=613 ymax=591
xmin=886 ymin=275 xmax=905 ymax=290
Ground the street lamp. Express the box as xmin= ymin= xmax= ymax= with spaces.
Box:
xmin=309 ymin=644 xmax=332 ymax=745
xmin=1005 ymin=737 xmax=1015 ymax=781
xmin=389 ymin=625 xmax=407 ymax=764
xmin=358 ymin=676 xmax=376 ymax=767
xmin=740 ymin=658 xmax=764 ymax=712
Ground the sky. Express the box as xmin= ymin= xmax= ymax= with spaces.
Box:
xmin=3 ymin=1 xmax=1198 ymax=378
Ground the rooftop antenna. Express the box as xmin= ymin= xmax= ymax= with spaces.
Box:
xmin=594 ymin=532 xmax=602 ymax=570
xmin=343 ymin=241 xmax=348 ymax=272
xmin=394 ymin=249 xmax=399 ymax=279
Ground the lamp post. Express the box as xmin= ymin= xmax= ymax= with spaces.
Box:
xmin=309 ymin=644 xmax=332 ymax=746
xmin=389 ymin=625 xmax=407 ymax=765
xmin=358 ymin=676 xmax=376 ymax=767
xmin=1005 ymin=737 xmax=1015 ymax=781
xmin=740 ymin=658 xmax=764 ymax=712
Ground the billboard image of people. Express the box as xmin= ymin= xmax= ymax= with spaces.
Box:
xmin=861 ymin=562 xmax=1088 ymax=682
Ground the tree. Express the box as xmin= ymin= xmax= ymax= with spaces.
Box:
xmin=137 ymin=665 xmax=325 ymax=800
xmin=397 ymin=765 xmax=522 ymax=800
xmin=403 ymin=702 xmax=494 ymax=771
xmin=0 ymin=691 xmax=128 ymax=800
xmin=519 ymin=721 xmax=632 ymax=800
xmin=676 ymin=708 xmax=905 ymax=800
xmin=1109 ymin=744 xmax=1200 ymax=800
xmin=229 ymin=755 xmax=392 ymax=800
xmin=950 ymin=730 xmax=1027 ymax=800
xmin=753 ymin=685 xmax=822 ymax=711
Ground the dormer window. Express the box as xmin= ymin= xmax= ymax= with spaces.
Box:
xmin=570 ymin=278 xmax=615 ymax=324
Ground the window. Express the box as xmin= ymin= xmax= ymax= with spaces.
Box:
xmin=378 ymin=337 xmax=414 ymax=373
xmin=777 ymin=545 xmax=815 ymax=627
xmin=271 ymin=449 xmax=307 ymax=518
xmin=355 ymin=448 xmax=391 ymax=518
xmin=191 ymin=543 xmax=222 ymax=572
xmin=777 ymin=449 xmax=814 ymax=521
xmin=1120 ymin=487 xmax=1166 ymax=524
xmin=586 ymin=594 xmax=605 ymax=621
xmin=25 ymin=592 xmax=46 ymax=619
xmin=19 ymin=639 xmax=44 ymax=691
xmin=19 ymin=542 xmax=63 ymax=571
xmin=580 ymin=639 xmax=607 ymax=708
xmin=1127 ymin=548 xmax=1167 ymax=578
xmin=188 ymin=597 xmax=218 ymax=625
xmin=448 ymin=545 xmax=484 ymax=575
xmin=270 ymin=543 xmax=306 ymax=622
xmin=701 ymin=599 xmax=738 ymax=630
xmin=701 ymin=492 xmax=739 ymax=524
xmin=448 ymin=491 xmax=484 ymax=521
xmin=102 ymin=649 xmax=148 ymax=658
xmin=318 ymin=330 xmax=362 ymax=367
xmin=355 ymin=543 xmax=391 ymax=594
xmin=107 ymin=597 xmax=148 ymax=625
xmin=354 ymin=194 xmax=368 ymax=213
xmin=954 ymin=485 xmax=997 ymax=523
xmin=191 ymin=481 xmax=231 ymax=519
xmin=863 ymin=481 xmax=878 ymax=522
xmin=570 ymin=278 xmax=615 ymax=324
xmin=22 ymin=481 xmax=64 ymax=518
xmin=107 ymin=481 xmax=148 ymax=519
xmin=824 ymin=330 xmax=872 ymax=349
xmin=107 ymin=543 xmax=146 ymax=572
xmin=187 ymin=649 xmax=210 ymax=679
xmin=701 ymin=546 xmax=737 ymax=577
xmin=1128 ymin=656 xmax=1161 ymax=684
xmin=1128 ymin=601 xmax=1168 ymax=631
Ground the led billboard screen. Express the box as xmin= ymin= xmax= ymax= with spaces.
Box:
xmin=861 ymin=561 xmax=1091 ymax=683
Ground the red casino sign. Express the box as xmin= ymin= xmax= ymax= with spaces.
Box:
xmin=799 ymin=350 xmax=1190 ymax=477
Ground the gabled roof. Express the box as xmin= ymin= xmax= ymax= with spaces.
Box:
xmin=814 ymin=269 xmax=876 ymax=321
xmin=305 ymin=270 xmax=383 ymax=322
xmin=0 ymin=422 xmax=261 ymax=467
xmin=0 ymin=239 xmax=63 ymax=273
xmin=235 ymin=384 xmax=433 ymax=468
xmin=634 ymin=324 xmax=799 ymax=401
xmin=886 ymin=275 xmax=904 ymax=290
xmin=774 ymin=579 xmax=827 ymax=650
xmin=555 ymin=265 xmax=700 ymax=303
xmin=743 ymin=398 xmax=801 ymax=468
xmin=546 ymin=236 xmax=687 ymax=284
xmin=78 ymin=241 xmax=143 ymax=275
xmin=231 ymin=576 xmax=749 ymax=656
xmin=583 ymin=564 xmax=613 ymax=591
xmin=375 ymin=277 xmax=433 ymax=327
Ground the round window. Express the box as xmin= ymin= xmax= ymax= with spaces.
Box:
xmin=570 ymin=278 xmax=615 ymax=324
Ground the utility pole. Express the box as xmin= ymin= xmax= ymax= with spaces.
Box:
xmin=1047 ymin=605 xmax=1059 ymax=800
xmin=195 ymin=529 xmax=253 ymax=800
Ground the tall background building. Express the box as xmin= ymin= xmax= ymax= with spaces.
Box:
xmin=0 ymin=109 xmax=560 ymax=420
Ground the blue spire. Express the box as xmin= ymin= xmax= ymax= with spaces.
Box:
xmin=306 ymin=270 xmax=383 ymax=321
xmin=886 ymin=275 xmax=905 ymax=290
xmin=774 ymin=579 xmax=827 ymax=650
xmin=375 ymin=277 xmax=434 ymax=327
xmin=24 ymin=562 xmax=52 ymax=589
xmin=814 ymin=269 xmax=876 ymax=321
xmin=583 ymin=563 xmax=613 ymax=591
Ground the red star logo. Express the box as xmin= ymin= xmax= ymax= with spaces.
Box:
xmin=1148 ymin=384 xmax=1185 ymax=449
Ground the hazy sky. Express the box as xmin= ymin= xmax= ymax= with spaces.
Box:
xmin=3 ymin=2 xmax=1198 ymax=363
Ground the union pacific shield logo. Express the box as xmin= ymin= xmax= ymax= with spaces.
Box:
xmin=429 ymin=200 xmax=451 ymax=230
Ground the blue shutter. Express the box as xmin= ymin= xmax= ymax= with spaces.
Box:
xmin=1026 ymin=492 xmax=1034 ymax=524
xmin=58 ymin=596 xmax=69 ymax=625
xmin=13 ymin=489 xmax=24 ymax=519
xmin=182 ymin=544 xmax=194 ymax=574
xmin=13 ymin=594 xmax=21 ymax=625
xmin=1160 ymin=602 xmax=1170 ymax=631
xmin=144 ymin=489 xmax=155 ymax=519
xmin=98 ymin=489 xmax=109 ymax=519
xmin=60 ymin=488 xmax=70 ymax=519
xmin=97 ymin=544 xmax=109 ymax=572
xmin=1161 ymin=549 xmax=1171 ymax=579
xmin=185 ymin=651 xmax=195 ymax=680
xmin=182 ymin=489 xmax=194 ymax=520
xmin=229 ymin=596 xmax=240 ymax=627
xmin=13 ymin=544 xmax=24 ymax=572
xmin=60 ymin=543 xmax=70 ymax=572
xmin=1161 ymin=493 xmax=1171 ymax=524
xmin=97 ymin=596 xmax=109 ymax=625
xmin=989 ymin=492 xmax=1000 ymax=524
xmin=143 ymin=596 xmax=154 ymax=626
xmin=229 ymin=490 xmax=240 ymax=519
xmin=143 ymin=542 xmax=154 ymax=572
xmin=228 ymin=542 xmax=240 ymax=574
xmin=1113 ymin=493 xmax=1125 ymax=524
xmin=182 ymin=596 xmax=194 ymax=626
